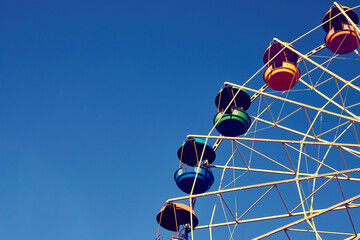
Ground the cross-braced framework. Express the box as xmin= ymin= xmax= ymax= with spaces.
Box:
xmin=166 ymin=3 xmax=360 ymax=240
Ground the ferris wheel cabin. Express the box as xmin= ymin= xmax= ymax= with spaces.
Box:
xmin=174 ymin=166 xmax=214 ymax=194
xmin=263 ymin=42 xmax=301 ymax=91
xmin=177 ymin=138 xmax=216 ymax=167
xmin=322 ymin=5 xmax=359 ymax=54
xmin=213 ymin=108 xmax=251 ymax=137
xmin=175 ymin=138 xmax=216 ymax=194
xmin=156 ymin=203 xmax=199 ymax=232
xmin=215 ymin=85 xmax=251 ymax=114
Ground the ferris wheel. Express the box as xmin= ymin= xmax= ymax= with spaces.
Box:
xmin=156 ymin=2 xmax=360 ymax=240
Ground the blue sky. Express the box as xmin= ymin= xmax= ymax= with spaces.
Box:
xmin=0 ymin=1 xmax=359 ymax=240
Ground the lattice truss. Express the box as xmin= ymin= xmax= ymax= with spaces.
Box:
xmin=167 ymin=4 xmax=360 ymax=240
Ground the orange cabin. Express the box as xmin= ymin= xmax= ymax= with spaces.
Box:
xmin=322 ymin=5 xmax=359 ymax=54
xmin=156 ymin=203 xmax=198 ymax=232
xmin=262 ymin=42 xmax=300 ymax=91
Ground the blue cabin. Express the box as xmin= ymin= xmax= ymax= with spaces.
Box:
xmin=177 ymin=138 xmax=216 ymax=167
xmin=174 ymin=166 xmax=214 ymax=194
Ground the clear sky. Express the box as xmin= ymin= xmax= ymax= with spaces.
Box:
xmin=0 ymin=1 xmax=359 ymax=240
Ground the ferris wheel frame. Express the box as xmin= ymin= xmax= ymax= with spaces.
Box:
xmin=159 ymin=2 xmax=360 ymax=240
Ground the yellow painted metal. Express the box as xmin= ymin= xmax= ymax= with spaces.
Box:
xmin=166 ymin=168 xmax=360 ymax=202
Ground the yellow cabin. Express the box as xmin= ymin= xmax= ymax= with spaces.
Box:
xmin=262 ymin=42 xmax=300 ymax=91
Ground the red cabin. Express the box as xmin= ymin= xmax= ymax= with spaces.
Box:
xmin=322 ymin=5 xmax=359 ymax=54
